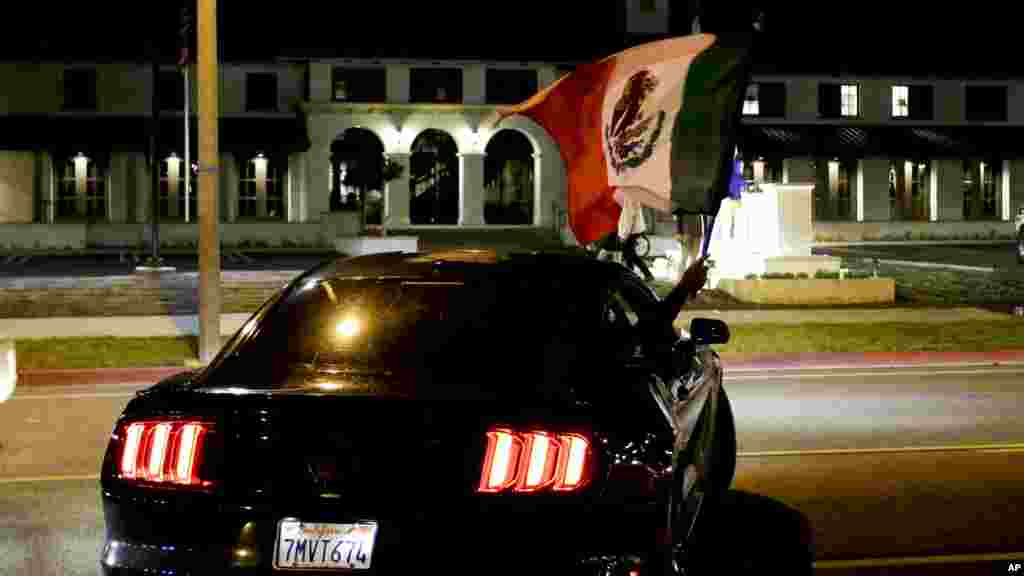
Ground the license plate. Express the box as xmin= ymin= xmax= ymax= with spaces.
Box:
xmin=273 ymin=519 xmax=378 ymax=570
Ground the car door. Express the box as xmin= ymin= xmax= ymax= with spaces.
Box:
xmin=594 ymin=275 xmax=676 ymax=475
xmin=616 ymin=272 xmax=725 ymax=558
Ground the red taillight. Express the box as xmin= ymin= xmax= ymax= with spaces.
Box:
xmin=117 ymin=420 xmax=211 ymax=487
xmin=478 ymin=428 xmax=592 ymax=494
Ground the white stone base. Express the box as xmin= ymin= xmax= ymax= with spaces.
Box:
xmin=764 ymin=256 xmax=841 ymax=276
xmin=334 ymin=236 xmax=419 ymax=256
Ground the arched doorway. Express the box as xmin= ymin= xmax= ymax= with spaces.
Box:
xmin=330 ymin=127 xmax=385 ymax=225
xmin=410 ymin=129 xmax=459 ymax=224
xmin=484 ymin=129 xmax=535 ymax=224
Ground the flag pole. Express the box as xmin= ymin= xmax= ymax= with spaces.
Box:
xmin=184 ymin=64 xmax=191 ymax=223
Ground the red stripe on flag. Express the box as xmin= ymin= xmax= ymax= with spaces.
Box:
xmin=499 ymin=60 xmax=619 ymax=245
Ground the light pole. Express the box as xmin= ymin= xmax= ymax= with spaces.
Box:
xmin=197 ymin=0 xmax=221 ymax=363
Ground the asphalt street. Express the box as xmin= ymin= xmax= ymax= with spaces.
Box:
xmin=1 ymin=365 xmax=1022 ymax=574
xmin=815 ymin=243 xmax=1021 ymax=270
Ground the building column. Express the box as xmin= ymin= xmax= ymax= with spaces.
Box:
xmin=386 ymin=66 xmax=410 ymax=103
xmin=307 ymin=144 xmax=331 ymax=223
xmin=108 ymin=154 xmax=126 ymax=223
xmin=384 ymin=152 xmax=411 ymax=227
xmin=1012 ymin=159 xmax=1024 ymax=221
xmin=817 ymin=159 xmax=832 ymax=220
xmin=136 ymin=158 xmax=151 ymax=224
xmin=783 ymin=157 xmax=815 ymax=184
xmin=222 ymin=153 xmax=238 ymax=222
xmin=929 ymin=160 xmax=940 ymax=222
xmin=458 ymin=152 xmax=485 ymax=226
xmin=532 ymin=152 xmax=543 ymax=227
xmin=1001 ymin=159 xmax=1012 ymax=221
xmin=936 ymin=158 xmax=964 ymax=221
xmin=463 ymin=64 xmax=485 ymax=105
xmin=34 ymin=151 xmax=53 ymax=223
xmin=288 ymin=152 xmax=306 ymax=223
xmin=859 ymin=157 xmax=891 ymax=221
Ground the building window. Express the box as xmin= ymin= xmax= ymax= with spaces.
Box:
xmin=410 ymin=68 xmax=463 ymax=103
xmin=892 ymin=86 xmax=909 ymax=117
xmin=889 ymin=160 xmax=930 ymax=221
xmin=743 ymin=83 xmax=786 ymax=118
xmin=246 ymin=73 xmax=278 ymax=112
xmin=892 ymin=85 xmax=935 ymax=120
xmin=965 ymin=86 xmax=1007 ymax=122
xmin=55 ymin=153 xmax=106 ymax=220
xmin=332 ymin=67 xmax=387 ymax=102
xmin=159 ymin=154 xmax=197 ymax=220
xmin=486 ymin=69 xmax=538 ymax=104
xmin=742 ymin=84 xmax=759 ymax=115
xmin=159 ymin=70 xmax=186 ymax=112
xmin=638 ymin=0 xmax=658 ymax=13
xmin=239 ymin=154 xmax=285 ymax=220
xmin=63 ymin=68 xmax=97 ymax=111
xmin=840 ymin=84 xmax=858 ymax=117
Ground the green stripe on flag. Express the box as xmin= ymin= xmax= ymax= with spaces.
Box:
xmin=670 ymin=37 xmax=751 ymax=215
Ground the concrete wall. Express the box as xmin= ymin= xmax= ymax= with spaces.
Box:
xmin=98 ymin=64 xmax=150 ymax=115
xmin=0 ymin=62 xmax=304 ymax=116
xmin=0 ymin=224 xmax=87 ymax=249
xmin=0 ymin=152 xmax=35 ymax=223
xmin=0 ymin=63 xmax=62 ymax=114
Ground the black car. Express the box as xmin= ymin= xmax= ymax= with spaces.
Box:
xmin=99 ymin=249 xmax=738 ymax=575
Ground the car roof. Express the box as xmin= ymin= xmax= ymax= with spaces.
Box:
xmin=310 ymin=249 xmax=622 ymax=286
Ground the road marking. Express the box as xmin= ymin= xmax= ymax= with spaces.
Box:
xmin=814 ymin=550 xmax=1024 ymax=569
xmin=729 ymin=367 xmax=1024 ymax=380
xmin=738 ymin=442 xmax=1024 ymax=458
xmin=0 ymin=474 xmax=99 ymax=484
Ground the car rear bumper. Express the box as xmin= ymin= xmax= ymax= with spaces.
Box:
xmin=100 ymin=493 xmax=667 ymax=575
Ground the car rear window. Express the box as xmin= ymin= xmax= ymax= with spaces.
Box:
xmin=200 ymin=272 xmax=602 ymax=400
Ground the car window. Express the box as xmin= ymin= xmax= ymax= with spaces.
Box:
xmin=601 ymin=284 xmax=644 ymax=362
xmin=203 ymin=272 xmax=604 ymax=400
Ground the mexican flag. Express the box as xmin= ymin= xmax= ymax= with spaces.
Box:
xmin=491 ymin=34 xmax=751 ymax=245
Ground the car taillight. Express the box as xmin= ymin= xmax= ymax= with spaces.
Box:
xmin=116 ymin=420 xmax=212 ymax=487
xmin=478 ymin=428 xmax=592 ymax=494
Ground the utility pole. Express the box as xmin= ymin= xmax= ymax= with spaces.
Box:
xmin=197 ymin=0 xmax=221 ymax=363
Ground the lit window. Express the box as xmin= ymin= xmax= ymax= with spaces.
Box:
xmin=841 ymin=85 xmax=858 ymax=117
xmin=743 ymin=84 xmax=759 ymax=116
xmin=892 ymin=85 xmax=909 ymax=117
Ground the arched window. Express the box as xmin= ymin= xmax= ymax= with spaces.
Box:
xmin=484 ymin=129 xmax=534 ymax=225
xmin=410 ymin=129 xmax=459 ymax=225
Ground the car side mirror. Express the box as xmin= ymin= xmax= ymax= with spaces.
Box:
xmin=689 ymin=318 xmax=730 ymax=346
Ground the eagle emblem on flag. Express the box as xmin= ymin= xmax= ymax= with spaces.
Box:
xmin=605 ymin=69 xmax=666 ymax=174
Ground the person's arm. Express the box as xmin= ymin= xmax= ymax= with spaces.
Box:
xmin=662 ymin=255 xmax=709 ymax=322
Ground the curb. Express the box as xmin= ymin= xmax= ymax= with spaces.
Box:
xmin=726 ymin=350 xmax=1024 ymax=372
xmin=15 ymin=366 xmax=189 ymax=388
xmin=13 ymin=350 xmax=1024 ymax=387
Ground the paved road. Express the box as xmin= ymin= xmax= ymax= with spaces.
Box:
xmin=1 ymin=366 xmax=1023 ymax=574
xmin=816 ymin=243 xmax=1022 ymax=271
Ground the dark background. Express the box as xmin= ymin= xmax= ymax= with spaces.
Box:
xmin=1 ymin=2 xmax=1017 ymax=77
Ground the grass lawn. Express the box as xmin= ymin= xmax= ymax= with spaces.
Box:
xmin=14 ymin=321 xmax=1024 ymax=371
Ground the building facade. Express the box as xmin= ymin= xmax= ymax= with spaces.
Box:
xmin=739 ymin=74 xmax=1024 ymax=240
xmin=1 ymin=0 xmax=1022 ymax=248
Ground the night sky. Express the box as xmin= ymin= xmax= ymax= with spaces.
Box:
xmin=1 ymin=2 xmax=1018 ymax=77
